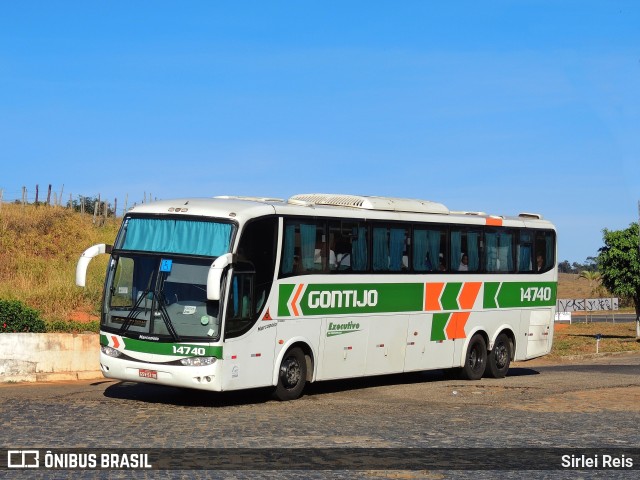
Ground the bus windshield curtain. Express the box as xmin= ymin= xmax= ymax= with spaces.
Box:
xmin=450 ymin=231 xmax=462 ymax=271
xmin=300 ymin=224 xmax=316 ymax=270
xmin=467 ymin=232 xmax=480 ymax=271
xmin=351 ymin=226 xmax=368 ymax=271
xmin=121 ymin=218 xmax=232 ymax=257
xmin=413 ymin=230 xmax=428 ymax=271
xmin=282 ymin=224 xmax=295 ymax=274
xmin=373 ymin=228 xmax=389 ymax=271
xmin=485 ymin=232 xmax=498 ymax=272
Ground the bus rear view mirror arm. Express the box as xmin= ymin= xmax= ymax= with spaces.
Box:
xmin=76 ymin=244 xmax=113 ymax=287
xmin=207 ymin=253 xmax=235 ymax=301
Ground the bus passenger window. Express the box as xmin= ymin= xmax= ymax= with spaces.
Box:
xmin=517 ymin=231 xmax=534 ymax=272
xmin=281 ymin=220 xmax=327 ymax=275
xmin=485 ymin=231 xmax=514 ymax=272
xmin=450 ymin=230 xmax=481 ymax=272
xmin=535 ymin=231 xmax=555 ymax=273
xmin=413 ymin=228 xmax=443 ymax=272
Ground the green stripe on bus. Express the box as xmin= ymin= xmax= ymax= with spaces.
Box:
xmin=101 ymin=334 xmax=223 ymax=358
xmin=483 ymin=283 xmax=500 ymax=309
xmin=431 ymin=313 xmax=450 ymax=341
xmin=278 ymin=284 xmax=296 ymax=317
xmin=484 ymin=282 xmax=557 ymax=309
xmin=441 ymin=283 xmax=462 ymax=310
xmin=122 ymin=338 xmax=223 ymax=358
xmin=280 ymin=283 xmax=424 ymax=317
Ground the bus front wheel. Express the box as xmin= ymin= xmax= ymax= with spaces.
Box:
xmin=274 ymin=347 xmax=307 ymax=401
xmin=461 ymin=334 xmax=487 ymax=380
xmin=486 ymin=333 xmax=511 ymax=378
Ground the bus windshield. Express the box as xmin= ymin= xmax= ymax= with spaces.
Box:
xmin=103 ymin=254 xmax=223 ymax=341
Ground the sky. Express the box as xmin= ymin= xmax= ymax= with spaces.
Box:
xmin=1 ymin=1 xmax=638 ymax=263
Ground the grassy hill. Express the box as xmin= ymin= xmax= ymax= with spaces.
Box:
xmin=557 ymin=273 xmax=605 ymax=299
xmin=0 ymin=203 xmax=119 ymax=328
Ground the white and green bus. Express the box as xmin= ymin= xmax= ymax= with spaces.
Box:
xmin=76 ymin=193 xmax=557 ymax=400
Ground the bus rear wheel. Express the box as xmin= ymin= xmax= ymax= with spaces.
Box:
xmin=486 ymin=333 xmax=511 ymax=378
xmin=274 ymin=347 xmax=307 ymax=401
xmin=460 ymin=334 xmax=487 ymax=380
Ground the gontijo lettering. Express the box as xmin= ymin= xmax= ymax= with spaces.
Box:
xmin=308 ymin=289 xmax=378 ymax=309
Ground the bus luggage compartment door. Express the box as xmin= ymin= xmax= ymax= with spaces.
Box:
xmin=524 ymin=309 xmax=552 ymax=358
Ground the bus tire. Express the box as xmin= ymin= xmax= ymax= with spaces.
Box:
xmin=487 ymin=333 xmax=511 ymax=378
xmin=274 ymin=347 xmax=307 ymax=401
xmin=460 ymin=334 xmax=487 ymax=380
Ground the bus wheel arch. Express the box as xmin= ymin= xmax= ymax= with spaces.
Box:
xmin=487 ymin=330 xmax=514 ymax=379
xmin=273 ymin=341 xmax=315 ymax=401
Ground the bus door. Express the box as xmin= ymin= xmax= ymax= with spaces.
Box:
xmin=221 ymin=265 xmax=277 ymax=391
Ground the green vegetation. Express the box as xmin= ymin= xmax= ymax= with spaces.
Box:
xmin=0 ymin=203 xmax=119 ymax=331
xmin=597 ymin=222 xmax=640 ymax=338
xmin=551 ymin=322 xmax=640 ymax=358
xmin=0 ymin=298 xmax=46 ymax=332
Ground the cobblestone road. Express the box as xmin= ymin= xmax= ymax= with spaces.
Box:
xmin=1 ymin=353 xmax=639 ymax=479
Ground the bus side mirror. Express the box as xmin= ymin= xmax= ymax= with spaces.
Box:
xmin=207 ymin=253 xmax=235 ymax=301
xmin=76 ymin=244 xmax=112 ymax=287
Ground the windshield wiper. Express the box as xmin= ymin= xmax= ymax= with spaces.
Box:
xmin=156 ymin=295 xmax=180 ymax=342
xmin=119 ymin=289 xmax=153 ymax=334
xmin=119 ymin=273 xmax=154 ymax=334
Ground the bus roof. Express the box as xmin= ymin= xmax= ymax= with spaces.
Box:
xmin=126 ymin=193 xmax=554 ymax=229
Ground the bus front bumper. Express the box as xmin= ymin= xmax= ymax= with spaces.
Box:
xmin=100 ymin=352 xmax=223 ymax=391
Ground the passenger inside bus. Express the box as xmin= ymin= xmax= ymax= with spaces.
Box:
xmin=458 ymin=254 xmax=469 ymax=271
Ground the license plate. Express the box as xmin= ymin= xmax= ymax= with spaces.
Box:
xmin=139 ymin=369 xmax=157 ymax=379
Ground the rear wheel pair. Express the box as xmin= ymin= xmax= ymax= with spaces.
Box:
xmin=459 ymin=333 xmax=511 ymax=380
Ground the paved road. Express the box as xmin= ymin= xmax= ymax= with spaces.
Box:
xmin=1 ymin=353 xmax=640 ymax=479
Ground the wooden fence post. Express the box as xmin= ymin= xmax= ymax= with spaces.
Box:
xmin=93 ymin=200 xmax=99 ymax=224
xmin=22 ymin=186 xmax=27 ymax=208
xmin=35 ymin=184 xmax=39 ymax=204
xmin=46 ymin=184 xmax=52 ymax=206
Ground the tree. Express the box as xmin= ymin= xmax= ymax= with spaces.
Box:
xmin=597 ymin=223 xmax=640 ymax=339
xmin=578 ymin=270 xmax=601 ymax=296
xmin=558 ymin=260 xmax=573 ymax=273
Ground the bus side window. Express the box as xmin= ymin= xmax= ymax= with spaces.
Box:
xmin=518 ymin=231 xmax=534 ymax=272
xmin=225 ymin=272 xmax=254 ymax=338
xmin=373 ymin=225 xmax=408 ymax=272
xmin=450 ymin=230 xmax=481 ymax=272
xmin=328 ymin=220 xmax=368 ymax=273
xmin=535 ymin=230 xmax=555 ymax=273
xmin=485 ymin=230 xmax=515 ymax=272
xmin=281 ymin=220 xmax=326 ymax=275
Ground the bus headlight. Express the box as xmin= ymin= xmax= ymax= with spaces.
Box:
xmin=101 ymin=346 xmax=122 ymax=358
xmin=180 ymin=357 xmax=216 ymax=367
